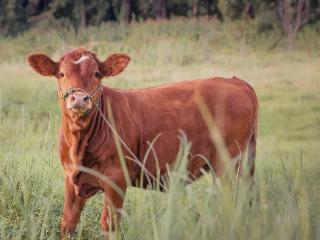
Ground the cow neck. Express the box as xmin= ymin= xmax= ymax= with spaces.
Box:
xmin=60 ymin=91 xmax=108 ymax=165
xmin=60 ymin=87 xmax=138 ymax=167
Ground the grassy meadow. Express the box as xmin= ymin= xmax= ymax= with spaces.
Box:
xmin=0 ymin=19 xmax=320 ymax=239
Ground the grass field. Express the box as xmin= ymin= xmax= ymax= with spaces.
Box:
xmin=0 ymin=19 xmax=320 ymax=239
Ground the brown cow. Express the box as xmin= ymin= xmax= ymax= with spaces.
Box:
xmin=27 ymin=48 xmax=258 ymax=237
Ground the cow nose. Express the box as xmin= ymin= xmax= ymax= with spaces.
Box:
xmin=83 ymin=95 xmax=89 ymax=102
xmin=70 ymin=94 xmax=89 ymax=103
xmin=68 ymin=93 xmax=91 ymax=113
xmin=71 ymin=171 xmax=81 ymax=185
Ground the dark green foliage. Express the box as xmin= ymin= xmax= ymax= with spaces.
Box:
xmin=0 ymin=0 xmax=319 ymax=38
xmin=0 ymin=0 xmax=29 ymax=36
xmin=167 ymin=0 xmax=221 ymax=18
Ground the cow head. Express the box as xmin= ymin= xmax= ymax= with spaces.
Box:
xmin=27 ymin=48 xmax=130 ymax=117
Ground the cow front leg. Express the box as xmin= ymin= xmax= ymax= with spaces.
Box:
xmin=100 ymin=180 xmax=126 ymax=237
xmin=61 ymin=175 xmax=86 ymax=238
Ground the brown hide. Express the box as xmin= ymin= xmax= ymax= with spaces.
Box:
xmin=27 ymin=49 xmax=258 ymax=237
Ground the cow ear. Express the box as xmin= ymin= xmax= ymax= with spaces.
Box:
xmin=27 ymin=53 xmax=58 ymax=77
xmin=101 ymin=53 xmax=130 ymax=77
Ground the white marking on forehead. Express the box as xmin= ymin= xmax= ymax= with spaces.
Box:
xmin=73 ymin=55 xmax=89 ymax=64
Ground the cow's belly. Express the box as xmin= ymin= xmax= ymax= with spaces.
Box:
xmin=141 ymin=108 xmax=252 ymax=180
xmin=142 ymin=127 xmax=250 ymax=182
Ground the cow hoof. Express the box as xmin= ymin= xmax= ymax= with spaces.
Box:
xmin=60 ymin=223 xmax=76 ymax=239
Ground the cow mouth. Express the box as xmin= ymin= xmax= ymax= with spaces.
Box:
xmin=69 ymin=106 xmax=93 ymax=117
xmin=76 ymin=185 xmax=102 ymax=198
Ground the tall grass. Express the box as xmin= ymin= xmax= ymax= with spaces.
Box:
xmin=0 ymin=19 xmax=320 ymax=239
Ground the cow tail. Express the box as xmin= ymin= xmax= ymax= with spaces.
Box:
xmin=246 ymin=82 xmax=258 ymax=178
xmin=244 ymin=81 xmax=258 ymax=204
xmin=247 ymin=130 xmax=256 ymax=177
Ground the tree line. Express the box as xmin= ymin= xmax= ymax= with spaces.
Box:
xmin=0 ymin=0 xmax=319 ymax=43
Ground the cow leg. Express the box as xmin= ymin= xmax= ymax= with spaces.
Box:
xmin=61 ymin=175 xmax=86 ymax=238
xmin=100 ymin=180 xmax=126 ymax=237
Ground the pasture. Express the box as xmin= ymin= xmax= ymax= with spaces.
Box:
xmin=0 ymin=19 xmax=320 ymax=239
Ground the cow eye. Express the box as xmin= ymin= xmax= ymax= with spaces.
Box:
xmin=95 ymin=72 xmax=101 ymax=78
xmin=59 ymin=72 xmax=64 ymax=78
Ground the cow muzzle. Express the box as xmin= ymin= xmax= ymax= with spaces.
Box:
xmin=66 ymin=92 xmax=93 ymax=115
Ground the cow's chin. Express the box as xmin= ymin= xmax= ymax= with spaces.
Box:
xmin=75 ymin=185 xmax=102 ymax=199
xmin=69 ymin=107 xmax=93 ymax=118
